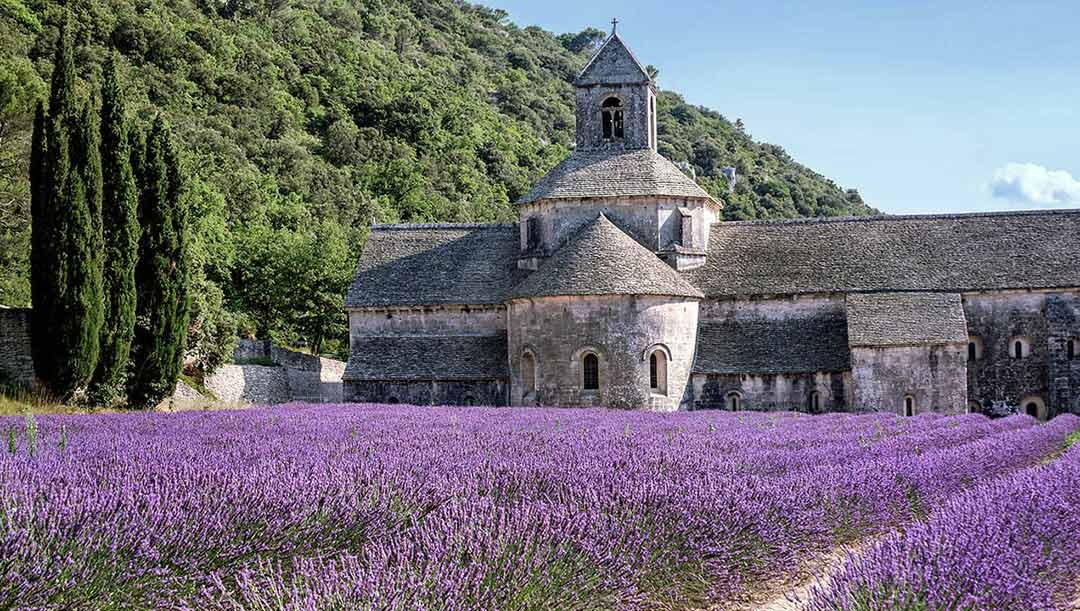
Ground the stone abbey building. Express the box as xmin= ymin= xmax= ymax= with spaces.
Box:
xmin=344 ymin=33 xmax=1080 ymax=418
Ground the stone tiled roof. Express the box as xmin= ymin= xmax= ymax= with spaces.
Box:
xmin=345 ymin=224 xmax=521 ymax=308
xmin=515 ymin=149 xmax=714 ymax=205
xmin=688 ymin=210 xmax=1080 ymax=297
xmin=508 ymin=214 xmax=704 ymax=300
xmin=344 ymin=335 xmax=508 ymax=381
xmin=575 ymin=33 xmax=652 ymax=86
xmin=847 ymin=292 xmax=968 ymax=347
xmin=693 ymin=312 xmax=851 ymax=375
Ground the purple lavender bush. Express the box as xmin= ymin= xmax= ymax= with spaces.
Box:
xmin=0 ymin=406 xmax=1076 ymax=610
xmin=807 ymin=415 xmax=1080 ymax=611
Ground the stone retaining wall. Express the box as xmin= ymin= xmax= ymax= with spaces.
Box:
xmin=0 ymin=308 xmax=33 ymax=387
xmin=201 ymin=340 xmax=344 ymax=405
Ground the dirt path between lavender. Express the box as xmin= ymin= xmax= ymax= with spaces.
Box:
xmin=712 ymin=543 xmax=865 ymax=611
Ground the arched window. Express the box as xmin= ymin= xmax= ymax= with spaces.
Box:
xmin=903 ymin=395 xmax=915 ymax=417
xmin=648 ymin=350 xmax=668 ymax=395
xmin=808 ymin=391 xmax=821 ymax=414
xmin=601 ymin=97 xmax=624 ymax=140
xmin=1014 ymin=341 xmax=1023 ymax=359
xmin=522 ymin=352 xmax=537 ymax=396
xmin=582 ymin=353 xmax=599 ymax=391
xmin=1021 ymin=396 xmax=1046 ymax=421
xmin=968 ymin=336 xmax=982 ymax=362
xmin=726 ymin=391 xmax=742 ymax=412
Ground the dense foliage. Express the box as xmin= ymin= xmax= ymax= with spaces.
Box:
xmin=0 ymin=407 xmax=1075 ymax=608
xmin=0 ymin=0 xmax=875 ymax=360
xmin=28 ymin=21 xmax=104 ymax=399
xmin=127 ymin=117 xmax=191 ymax=408
xmin=88 ymin=55 xmax=140 ymax=404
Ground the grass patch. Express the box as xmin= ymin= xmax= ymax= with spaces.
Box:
xmin=178 ymin=373 xmax=217 ymax=401
xmin=1065 ymin=430 xmax=1080 ymax=451
xmin=0 ymin=385 xmax=70 ymax=417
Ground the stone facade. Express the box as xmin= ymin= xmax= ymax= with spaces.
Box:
xmin=342 ymin=31 xmax=1080 ymax=418
xmin=850 ymin=344 xmax=968 ymax=415
xmin=343 ymin=380 xmax=506 ymax=406
xmin=518 ymin=196 xmax=718 ymax=260
xmin=507 ymin=295 xmax=698 ymax=410
xmin=964 ymin=291 xmax=1080 ymax=419
xmin=0 ymin=308 xmax=33 ymax=387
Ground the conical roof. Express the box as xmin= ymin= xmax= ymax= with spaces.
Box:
xmin=576 ymin=33 xmax=652 ymax=86
xmin=515 ymin=148 xmax=715 ymax=205
xmin=507 ymin=214 xmax=705 ymax=300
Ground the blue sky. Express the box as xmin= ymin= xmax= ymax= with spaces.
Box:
xmin=484 ymin=0 xmax=1080 ymax=215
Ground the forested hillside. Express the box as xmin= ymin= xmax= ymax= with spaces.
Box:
xmin=0 ymin=0 xmax=874 ymax=361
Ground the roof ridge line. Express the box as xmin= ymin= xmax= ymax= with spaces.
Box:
xmin=371 ymin=222 xmax=516 ymax=230
xmin=712 ymin=208 xmax=1080 ymax=227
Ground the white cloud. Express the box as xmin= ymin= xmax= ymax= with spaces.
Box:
xmin=990 ymin=162 xmax=1080 ymax=206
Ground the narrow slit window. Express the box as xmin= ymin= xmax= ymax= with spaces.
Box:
xmin=1068 ymin=339 xmax=1076 ymax=360
xmin=904 ymin=395 xmax=914 ymax=417
xmin=1014 ymin=341 xmax=1023 ymax=359
xmin=522 ymin=353 xmax=536 ymax=395
xmin=968 ymin=342 xmax=977 ymax=362
xmin=649 ymin=353 xmax=658 ymax=389
xmin=583 ymin=353 xmax=599 ymax=391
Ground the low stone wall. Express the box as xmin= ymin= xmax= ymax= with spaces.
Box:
xmin=202 ymin=340 xmax=345 ymax=405
xmin=205 ymin=364 xmax=291 ymax=404
xmin=0 ymin=308 xmax=33 ymax=387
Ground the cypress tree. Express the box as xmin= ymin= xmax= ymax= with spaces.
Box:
xmin=56 ymin=96 xmax=105 ymax=397
xmin=89 ymin=56 xmax=139 ymax=405
xmin=129 ymin=118 xmax=190 ymax=408
xmin=31 ymin=19 xmax=96 ymax=397
xmin=28 ymin=102 xmax=51 ymax=386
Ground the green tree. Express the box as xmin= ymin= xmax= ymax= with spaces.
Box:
xmin=128 ymin=117 xmax=190 ymax=408
xmin=89 ymin=56 xmax=139 ymax=405
xmin=30 ymin=20 xmax=104 ymax=398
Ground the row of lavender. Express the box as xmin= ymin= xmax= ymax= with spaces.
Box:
xmin=0 ymin=406 xmax=1077 ymax=609
xmin=808 ymin=433 xmax=1080 ymax=611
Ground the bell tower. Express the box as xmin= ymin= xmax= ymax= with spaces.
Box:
xmin=575 ymin=23 xmax=657 ymax=153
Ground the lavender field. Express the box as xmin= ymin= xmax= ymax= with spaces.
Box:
xmin=2 ymin=405 xmax=1079 ymax=610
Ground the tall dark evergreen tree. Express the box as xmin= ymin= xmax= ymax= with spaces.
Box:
xmin=56 ymin=96 xmax=104 ymax=396
xmin=89 ymin=56 xmax=139 ymax=405
xmin=129 ymin=117 xmax=190 ymax=408
xmin=30 ymin=19 xmax=103 ymax=397
xmin=28 ymin=101 xmax=50 ymax=382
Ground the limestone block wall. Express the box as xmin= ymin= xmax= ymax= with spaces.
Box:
xmin=507 ymin=294 xmax=699 ymax=411
xmin=0 ymin=308 xmax=33 ymax=387
xmin=575 ymin=84 xmax=653 ymax=151
xmin=850 ymin=344 xmax=968 ymax=414
xmin=205 ymin=364 xmax=291 ymax=404
xmin=205 ymin=340 xmax=346 ymax=404
xmin=964 ymin=290 xmax=1080 ymax=417
xmin=691 ymin=371 xmax=852 ymax=412
xmin=344 ymin=380 xmax=506 ymax=406
xmin=519 ymin=197 xmax=717 ymax=256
